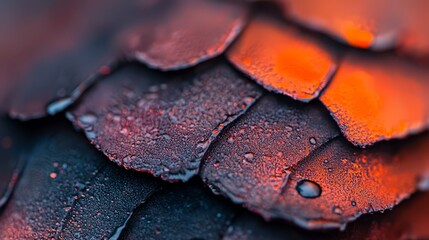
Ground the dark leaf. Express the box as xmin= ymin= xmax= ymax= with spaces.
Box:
xmin=223 ymin=211 xmax=328 ymax=240
xmin=68 ymin=62 xmax=263 ymax=181
xmin=58 ymin=162 xmax=161 ymax=239
xmin=227 ymin=14 xmax=339 ymax=101
xmin=0 ymin=120 xmax=161 ymax=239
xmin=201 ymin=93 xmax=429 ymax=230
xmin=320 ymin=51 xmax=429 ymax=147
xmin=7 ymin=0 xmax=170 ymax=120
xmin=223 ymin=192 xmax=429 ymax=240
xmin=120 ymin=0 xmax=248 ymax=71
xmin=200 ymin=94 xmax=339 ymax=227
xmin=120 ymin=179 xmax=237 ymax=240
xmin=272 ymin=134 xmax=429 ymax=230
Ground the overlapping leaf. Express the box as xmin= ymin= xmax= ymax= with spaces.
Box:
xmin=0 ymin=120 xmax=162 ymax=239
xmin=280 ymin=0 xmax=429 ymax=57
xmin=201 ymin=93 xmax=429 ymax=230
xmin=224 ymin=192 xmax=429 ymax=240
xmin=227 ymin=14 xmax=339 ymax=101
xmin=320 ymin=51 xmax=429 ymax=147
xmin=7 ymin=0 xmax=171 ymax=120
xmin=68 ymin=62 xmax=263 ymax=181
xmin=200 ymin=93 xmax=339 ymax=208
xmin=280 ymin=0 xmax=398 ymax=50
xmin=121 ymin=0 xmax=248 ymax=70
xmin=1 ymin=0 xmax=429 ymax=235
xmin=120 ymin=180 xmax=237 ymax=240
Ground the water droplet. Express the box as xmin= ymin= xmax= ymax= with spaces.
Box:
xmin=333 ymin=206 xmax=343 ymax=215
xmin=351 ymin=201 xmax=357 ymax=206
xmin=244 ymin=152 xmax=254 ymax=162
xmin=214 ymin=161 xmax=220 ymax=167
xmin=328 ymin=168 xmax=333 ymax=172
xmin=323 ymin=159 xmax=328 ymax=164
xmin=296 ymin=180 xmax=321 ymax=198
xmin=309 ymin=137 xmax=317 ymax=145
xmin=50 ymin=172 xmax=57 ymax=179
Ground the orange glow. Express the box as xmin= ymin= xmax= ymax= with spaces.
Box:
xmin=320 ymin=52 xmax=429 ymax=147
xmin=227 ymin=17 xmax=337 ymax=101
xmin=284 ymin=0 xmax=396 ymax=50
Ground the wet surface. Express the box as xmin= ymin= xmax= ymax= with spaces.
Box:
xmin=68 ymin=62 xmax=263 ymax=181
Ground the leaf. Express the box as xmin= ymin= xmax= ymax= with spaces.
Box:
xmin=227 ymin=14 xmax=340 ymax=101
xmin=201 ymin=93 xmax=429 ymax=230
xmin=119 ymin=179 xmax=237 ymax=240
xmin=7 ymin=0 xmax=170 ymax=120
xmin=224 ymin=192 xmax=429 ymax=240
xmin=320 ymin=51 xmax=429 ymax=147
xmin=58 ymin=162 xmax=161 ymax=239
xmin=120 ymin=0 xmax=248 ymax=71
xmin=67 ymin=62 xmax=263 ymax=181
xmin=280 ymin=0 xmax=399 ymax=50
xmin=200 ymin=94 xmax=339 ymax=225
xmin=0 ymin=120 xmax=162 ymax=239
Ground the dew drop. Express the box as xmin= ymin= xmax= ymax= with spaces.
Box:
xmin=351 ymin=201 xmax=357 ymax=206
xmin=309 ymin=137 xmax=317 ymax=145
xmin=323 ymin=159 xmax=329 ymax=164
xmin=333 ymin=206 xmax=343 ymax=215
xmin=296 ymin=180 xmax=321 ymax=198
xmin=50 ymin=172 xmax=57 ymax=179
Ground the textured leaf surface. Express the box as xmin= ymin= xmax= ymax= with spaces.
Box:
xmin=8 ymin=0 xmax=169 ymax=120
xmin=273 ymin=134 xmax=429 ymax=230
xmin=224 ymin=192 xmax=429 ymax=240
xmin=121 ymin=0 xmax=247 ymax=70
xmin=120 ymin=180 xmax=237 ymax=240
xmin=68 ymin=62 xmax=263 ymax=181
xmin=281 ymin=0 xmax=399 ymax=49
xmin=202 ymin=93 xmax=429 ymax=229
xmin=227 ymin=15 xmax=339 ymax=101
xmin=320 ymin=52 xmax=429 ymax=147
xmin=201 ymin=94 xmax=339 ymax=227
xmin=0 ymin=121 xmax=161 ymax=239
